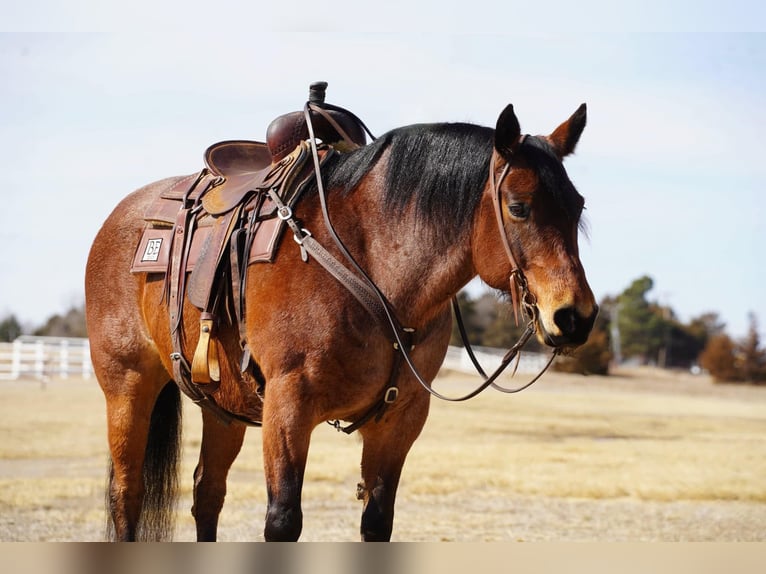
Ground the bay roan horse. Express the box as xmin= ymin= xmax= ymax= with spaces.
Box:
xmin=85 ymin=100 xmax=597 ymax=541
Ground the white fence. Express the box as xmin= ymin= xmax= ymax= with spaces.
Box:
xmin=0 ymin=336 xmax=92 ymax=380
xmin=443 ymin=345 xmax=550 ymax=375
xmin=0 ymin=338 xmax=544 ymax=381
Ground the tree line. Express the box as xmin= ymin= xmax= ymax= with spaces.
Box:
xmin=2 ymin=275 xmax=764 ymax=384
xmin=449 ymin=275 xmax=765 ymax=384
xmin=0 ymin=306 xmax=87 ymax=341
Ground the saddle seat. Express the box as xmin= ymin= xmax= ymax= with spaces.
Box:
xmin=201 ymin=140 xmax=308 ymax=216
xmin=205 ymin=140 xmax=272 ymax=178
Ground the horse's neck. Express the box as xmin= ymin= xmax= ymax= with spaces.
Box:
xmin=349 ymin=204 xmax=476 ymax=328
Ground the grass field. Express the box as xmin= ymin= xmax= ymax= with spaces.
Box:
xmin=1 ymin=367 xmax=764 ymax=541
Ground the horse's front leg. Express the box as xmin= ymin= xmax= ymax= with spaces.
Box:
xmin=191 ymin=408 xmax=247 ymax=541
xmin=358 ymin=390 xmax=430 ymax=541
xmin=260 ymin=375 xmax=314 ymax=541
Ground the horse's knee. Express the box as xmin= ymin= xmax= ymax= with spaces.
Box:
xmin=264 ymin=502 xmax=303 ymax=541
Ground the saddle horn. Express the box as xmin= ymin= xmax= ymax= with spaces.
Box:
xmin=266 ymin=81 xmax=367 ymax=161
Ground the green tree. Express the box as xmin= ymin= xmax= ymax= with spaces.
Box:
xmin=0 ymin=314 xmax=23 ymax=342
xmin=615 ymin=276 xmax=669 ymax=364
xmin=660 ymin=312 xmax=723 ymax=369
xmin=685 ymin=312 xmax=726 ymax=346
xmin=33 ymin=305 xmax=88 ymax=338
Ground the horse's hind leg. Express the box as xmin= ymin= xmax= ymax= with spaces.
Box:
xmin=102 ymin=371 xmax=177 ymax=541
xmin=358 ymin=393 xmax=430 ymax=541
xmin=191 ymin=409 xmax=246 ymax=541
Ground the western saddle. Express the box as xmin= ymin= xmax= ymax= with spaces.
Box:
xmin=130 ymin=82 xmax=370 ymax=425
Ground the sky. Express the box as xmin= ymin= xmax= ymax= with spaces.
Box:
xmin=1 ymin=8 xmax=765 ymax=339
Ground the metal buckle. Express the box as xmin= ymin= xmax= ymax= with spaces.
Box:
xmin=277 ymin=205 xmax=293 ymax=221
xmin=277 ymin=206 xmax=293 ymax=221
xmin=384 ymin=387 xmax=399 ymax=404
xmin=293 ymin=228 xmax=312 ymax=246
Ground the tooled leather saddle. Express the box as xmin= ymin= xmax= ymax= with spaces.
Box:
xmin=129 ymin=82 xmax=368 ymax=425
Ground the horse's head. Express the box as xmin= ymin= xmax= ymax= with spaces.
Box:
xmin=473 ymin=104 xmax=598 ymax=349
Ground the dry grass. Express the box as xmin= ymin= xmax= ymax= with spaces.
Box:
xmin=1 ymin=367 xmax=765 ymax=541
xmin=406 ymin=373 xmax=766 ymax=503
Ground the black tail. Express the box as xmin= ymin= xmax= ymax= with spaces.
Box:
xmin=105 ymin=382 xmax=183 ymax=541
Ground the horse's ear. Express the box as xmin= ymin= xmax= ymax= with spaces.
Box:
xmin=548 ymin=103 xmax=587 ymax=158
xmin=494 ymin=104 xmax=522 ymax=158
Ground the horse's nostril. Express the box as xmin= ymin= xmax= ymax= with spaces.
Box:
xmin=553 ymin=307 xmax=578 ymax=337
xmin=548 ymin=306 xmax=598 ymax=347
xmin=546 ymin=307 xmax=598 ymax=347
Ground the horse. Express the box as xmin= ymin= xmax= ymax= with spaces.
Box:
xmin=84 ymin=96 xmax=597 ymax=542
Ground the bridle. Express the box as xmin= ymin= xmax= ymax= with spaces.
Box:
xmin=281 ymin=101 xmax=559 ymax=432
xmin=489 ymin=144 xmax=539 ymax=327
xmin=457 ymin=144 xmax=560 ymax=393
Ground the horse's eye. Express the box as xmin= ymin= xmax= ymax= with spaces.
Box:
xmin=508 ymin=202 xmax=530 ymax=220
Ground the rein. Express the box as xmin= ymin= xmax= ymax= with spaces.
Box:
xmin=290 ymin=100 xmax=557 ymax=431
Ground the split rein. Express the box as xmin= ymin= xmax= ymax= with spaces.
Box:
xmin=299 ymin=101 xmax=559 ymax=415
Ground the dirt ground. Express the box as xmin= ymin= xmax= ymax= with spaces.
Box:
xmin=1 ymin=367 xmax=764 ymax=542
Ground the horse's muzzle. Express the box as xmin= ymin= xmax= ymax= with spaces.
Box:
xmin=541 ymin=305 xmax=598 ymax=349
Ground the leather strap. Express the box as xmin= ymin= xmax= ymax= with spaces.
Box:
xmin=168 ymin=208 xmax=194 ymax=333
xmin=161 ymin=174 xmax=261 ymax=427
xmin=229 ymin=227 xmax=248 ymax=344
xmin=332 ymin=345 xmax=408 ymax=434
xmin=302 ymin=104 xmax=412 ymax=345
xmin=490 ymin=148 xmax=523 ymax=325
xmin=187 ymin=204 xmax=242 ymax=309
xmin=307 ymin=103 xmax=362 ymax=152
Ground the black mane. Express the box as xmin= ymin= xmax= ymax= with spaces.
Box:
xmin=320 ymin=122 xmax=494 ymax=234
xmin=313 ymin=122 xmax=584 ymax=237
